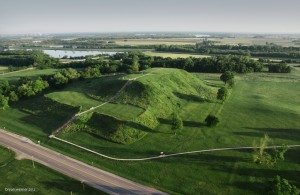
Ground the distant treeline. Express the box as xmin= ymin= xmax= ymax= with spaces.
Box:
xmin=57 ymin=51 xmax=292 ymax=74
xmin=155 ymin=41 xmax=300 ymax=59
xmin=1 ymin=50 xmax=292 ymax=75
xmin=0 ymin=50 xmax=58 ymax=68
xmin=0 ymin=51 xmax=292 ymax=109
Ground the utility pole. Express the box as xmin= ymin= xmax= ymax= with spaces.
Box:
xmin=31 ymin=156 xmax=35 ymax=168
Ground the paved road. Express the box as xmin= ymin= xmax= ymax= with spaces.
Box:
xmin=0 ymin=129 xmax=167 ymax=195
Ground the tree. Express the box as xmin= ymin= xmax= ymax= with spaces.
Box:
xmin=53 ymin=72 xmax=68 ymax=86
xmin=205 ymin=114 xmax=219 ymax=127
xmin=0 ymin=80 xmax=10 ymax=95
xmin=61 ymin=68 xmax=80 ymax=80
xmin=268 ymin=63 xmax=291 ymax=73
xmin=0 ymin=94 xmax=9 ymax=110
xmin=81 ymin=67 xmax=101 ymax=78
xmin=227 ymin=78 xmax=235 ymax=88
xmin=171 ymin=113 xmax=183 ymax=135
xmin=253 ymin=134 xmax=273 ymax=166
xmin=32 ymin=78 xmax=49 ymax=93
xmin=130 ymin=55 xmax=140 ymax=72
xmin=17 ymin=84 xmax=35 ymax=97
xmin=8 ymin=91 xmax=19 ymax=102
xmin=217 ymin=87 xmax=228 ymax=101
xmin=220 ymin=71 xmax=234 ymax=84
xmin=253 ymin=134 xmax=288 ymax=166
xmin=271 ymin=176 xmax=299 ymax=195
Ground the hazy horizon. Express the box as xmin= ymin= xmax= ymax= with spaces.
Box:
xmin=1 ymin=0 xmax=300 ymax=35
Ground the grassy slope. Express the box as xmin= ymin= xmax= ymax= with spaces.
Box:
xmin=0 ymin=146 xmax=102 ymax=195
xmin=0 ymin=68 xmax=57 ymax=82
xmin=0 ymin=68 xmax=299 ymax=194
xmin=55 ymin=68 xmax=215 ymax=144
xmin=0 ymin=96 xmax=78 ymax=142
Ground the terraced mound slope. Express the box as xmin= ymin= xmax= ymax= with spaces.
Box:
xmin=55 ymin=68 xmax=215 ymax=144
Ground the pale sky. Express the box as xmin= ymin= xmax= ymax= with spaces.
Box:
xmin=0 ymin=0 xmax=299 ymax=34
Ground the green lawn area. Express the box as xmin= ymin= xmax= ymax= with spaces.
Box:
xmin=144 ymin=51 xmax=210 ymax=59
xmin=0 ymin=66 xmax=9 ymax=74
xmin=0 ymin=146 xmax=102 ymax=195
xmin=57 ymin=68 xmax=300 ymax=194
xmin=0 ymin=68 xmax=299 ymax=194
xmin=0 ymin=68 xmax=58 ymax=82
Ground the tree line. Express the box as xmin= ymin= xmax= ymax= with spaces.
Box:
xmin=0 ymin=50 xmax=58 ymax=68
xmin=155 ymin=41 xmax=300 ymax=59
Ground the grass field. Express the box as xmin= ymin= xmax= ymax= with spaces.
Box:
xmin=0 ymin=146 xmax=102 ymax=195
xmin=144 ymin=51 xmax=210 ymax=58
xmin=0 ymin=66 xmax=8 ymax=73
xmin=114 ymin=38 xmax=200 ymax=46
xmin=210 ymin=37 xmax=299 ymax=47
xmin=0 ymin=68 xmax=58 ymax=82
xmin=0 ymin=67 xmax=299 ymax=194
xmin=113 ymin=37 xmax=299 ymax=47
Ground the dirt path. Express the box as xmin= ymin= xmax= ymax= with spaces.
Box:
xmin=50 ymin=135 xmax=300 ymax=161
xmin=52 ymin=72 xmax=151 ymax=135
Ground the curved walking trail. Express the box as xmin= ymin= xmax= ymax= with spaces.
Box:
xmin=50 ymin=135 xmax=300 ymax=161
xmin=52 ymin=72 xmax=151 ymax=135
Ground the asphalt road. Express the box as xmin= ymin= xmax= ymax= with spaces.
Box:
xmin=0 ymin=129 xmax=167 ymax=195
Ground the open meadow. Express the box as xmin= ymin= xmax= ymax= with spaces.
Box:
xmin=0 ymin=66 xmax=299 ymax=194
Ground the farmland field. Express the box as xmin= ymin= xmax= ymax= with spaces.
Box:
xmin=114 ymin=38 xmax=201 ymax=46
xmin=211 ymin=37 xmax=299 ymax=47
xmin=144 ymin=51 xmax=210 ymax=58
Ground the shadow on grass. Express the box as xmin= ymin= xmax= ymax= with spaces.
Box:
xmin=230 ymin=181 xmax=266 ymax=194
xmin=158 ymin=118 xmax=205 ymax=128
xmin=158 ymin=152 xmax=249 ymax=165
xmin=42 ymin=179 xmax=103 ymax=195
xmin=234 ymin=127 xmax=300 ymax=142
xmin=12 ymin=96 xmax=78 ymax=135
xmin=212 ymin=166 xmax=300 ymax=183
xmin=125 ymin=121 xmax=157 ymax=133
xmin=183 ymin=120 xmax=205 ymax=127
xmin=173 ymin=92 xmax=213 ymax=103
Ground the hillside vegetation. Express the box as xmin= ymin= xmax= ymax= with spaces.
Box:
xmin=59 ymin=68 xmax=215 ymax=144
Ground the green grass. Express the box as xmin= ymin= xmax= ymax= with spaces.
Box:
xmin=144 ymin=51 xmax=211 ymax=58
xmin=0 ymin=146 xmax=102 ymax=195
xmin=0 ymin=68 xmax=299 ymax=194
xmin=0 ymin=68 xmax=58 ymax=82
xmin=56 ymin=68 xmax=300 ymax=194
xmin=0 ymin=66 xmax=8 ymax=74
xmin=0 ymin=96 xmax=78 ymax=142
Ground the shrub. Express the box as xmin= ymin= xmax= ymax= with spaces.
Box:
xmin=205 ymin=114 xmax=219 ymax=127
xmin=8 ymin=91 xmax=19 ymax=102
xmin=227 ymin=78 xmax=235 ymax=88
xmin=270 ymin=176 xmax=299 ymax=195
xmin=171 ymin=113 xmax=183 ymax=134
xmin=253 ymin=135 xmax=288 ymax=166
xmin=268 ymin=63 xmax=291 ymax=73
xmin=0 ymin=94 xmax=9 ymax=110
xmin=217 ymin=87 xmax=228 ymax=101
xmin=220 ymin=71 xmax=234 ymax=84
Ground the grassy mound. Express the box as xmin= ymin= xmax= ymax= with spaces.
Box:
xmin=64 ymin=113 xmax=147 ymax=144
xmin=59 ymin=68 xmax=215 ymax=144
xmin=114 ymin=68 xmax=215 ymax=128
